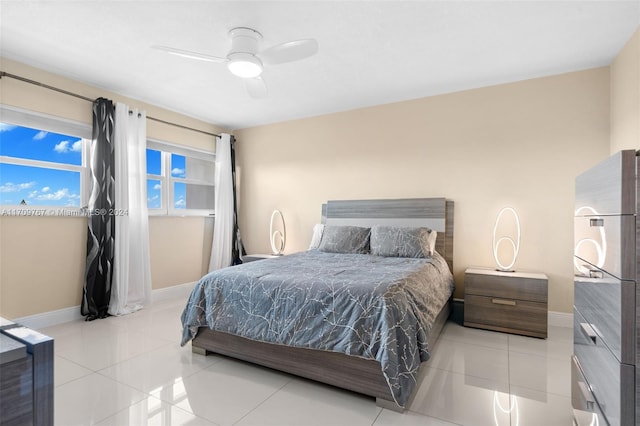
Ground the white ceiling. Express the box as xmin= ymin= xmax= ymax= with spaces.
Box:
xmin=1 ymin=1 xmax=639 ymax=130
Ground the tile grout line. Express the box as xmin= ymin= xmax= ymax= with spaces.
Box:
xmin=369 ymin=405 xmax=383 ymax=426
xmin=229 ymin=376 xmax=294 ymax=425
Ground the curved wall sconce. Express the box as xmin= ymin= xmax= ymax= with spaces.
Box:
xmin=492 ymin=207 xmax=520 ymax=272
xmin=269 ymin=209 xmax=286 ymax=255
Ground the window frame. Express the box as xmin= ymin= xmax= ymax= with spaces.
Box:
xmin=0 ymin=105 xmax=91 ymax=215
xmin=147 ymin=138 xmax=215 ymax=217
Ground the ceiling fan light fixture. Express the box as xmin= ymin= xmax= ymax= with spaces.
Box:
xmin=227 ymin=52 xmax=263 ymax=78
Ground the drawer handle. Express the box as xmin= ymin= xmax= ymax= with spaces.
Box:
xmin=577 ymin=381 xmax=595 ymax=410
xmin=491 ymin=298 xmax=516 ymax=306
xmin=588 ymin=269 xmax=603 ymax=279
xmin=580 ymin=322 xmax=598 ymax=344
xmin=589 ymin=218 xmax=604 ymax=227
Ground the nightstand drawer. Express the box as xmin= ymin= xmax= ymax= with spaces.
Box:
xmin=464 ymin=294 xmax=547 ymax=337
xmin=465 ymin=271 xmax=547 ymax=303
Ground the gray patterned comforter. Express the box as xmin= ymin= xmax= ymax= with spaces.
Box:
xmin=180 ymin=250 xmax=454 ymax=406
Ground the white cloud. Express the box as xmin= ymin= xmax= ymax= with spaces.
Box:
xmin=148 ymin=195 xmax=159 ymax=202
xmin=175 ymin=198 xmax=186 ymax=207
xmin=26 ymin=187 xmax=79 ymax=203
xmin=171 ymin=168 xmax=185 ymax=177
xmin=54 ymin=141 xmax=70 ymax=153
xmin=33 ymin=131 xmax=48 ymax=140
xmin=53 ymin=139 xmax=82 ymax=153
xmin=33 ymin=188 xmax=74 ymax=201
xmin=152 ymin=184 xmax=161 ymax=190
xmin=0 ymin=123 xmax=16 ymax=132
xmin=0 ymin=182 xmax=36 ymax=193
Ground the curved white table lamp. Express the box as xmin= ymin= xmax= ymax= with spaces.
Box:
xmin=492 ymin=207 xmax=520 ymax=272
xmin=269 ymin=209 xmax=286 ymax=255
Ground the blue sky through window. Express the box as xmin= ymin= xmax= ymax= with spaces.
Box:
xmin=174 ymin=182 xmax=186 ymax=209
xmin=2 ymin=124 xmax=204 ymax=211
xmin=145 ymin=151 xmax=186 ymax=209
xmin=147 ymin=179 xmax=161 ymax=209
xmin=0 ymin=123 xmax=82 ymax=207
xmin=146 ymin=148 xmax=161 ymax=175
xmin=146 ymin=149 xmax=161 ymax=209
xmin=171 ymin=154 xmax=186 ymax=209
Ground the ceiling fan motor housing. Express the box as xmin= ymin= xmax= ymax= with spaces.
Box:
xmin=226 ymin=27 xmax=264 ymax=78
xmin=228 ymin=27 xmax=262 ymax=56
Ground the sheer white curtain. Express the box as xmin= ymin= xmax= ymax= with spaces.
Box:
xmin=110 ymin=103 xmax=152 ymax=316
xmin=209 ymin=133 xmax=234 ymax=271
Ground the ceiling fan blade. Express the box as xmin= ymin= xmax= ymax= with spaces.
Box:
xmin=246 ymin=76 xmax=268 ymax=99
xmin=152 ymin=45 xmax=226 ymax=63
xmin=259 ymin=39 xmax=318 ymax=65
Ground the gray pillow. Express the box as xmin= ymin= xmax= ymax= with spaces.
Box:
xmin=370 ymin=225 xmax=437 ymax=258
xmin=318 ymin=225 xmax=370 ymax=254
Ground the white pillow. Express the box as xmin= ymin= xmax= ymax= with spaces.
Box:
xmin=308 ymin=224 xmax=325 ymax=250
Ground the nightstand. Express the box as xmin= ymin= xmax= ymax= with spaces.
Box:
xmin=242 ymin=254 xmax=280 ymax=263
xmin=464 ymin=267 xmax=548 ymax=338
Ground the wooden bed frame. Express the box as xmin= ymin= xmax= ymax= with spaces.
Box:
xmin=191 ymin=198 xmax=454 ymax=410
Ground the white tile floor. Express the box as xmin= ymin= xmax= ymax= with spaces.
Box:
xmin=40 ymin=295 xmax=574 ymax=426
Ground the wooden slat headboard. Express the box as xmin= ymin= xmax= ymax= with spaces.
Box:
xmin=321 ymin=198 xmax=454 ymax=272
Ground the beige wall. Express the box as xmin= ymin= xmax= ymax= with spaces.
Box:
xmin=610 ymin=26 xmax=640 ymax=153
xmin=0 ymin=58 xmax=222 ymax=319
xmin=236 ymin=68 xmax=611 ymax=313
xmin=149 ymin=216 xmax=214 ymax=289
xmin=0 ymin=54 xmax=623 ymax=318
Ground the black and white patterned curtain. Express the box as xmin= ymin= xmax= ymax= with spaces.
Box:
xmin=230 ymin=136 xmax=245 ymax=265
xmin=82 ymin=98 xmax=115 ymax=321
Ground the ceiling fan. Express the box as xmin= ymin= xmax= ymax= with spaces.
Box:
xmin=153 ymin=27 xmax=319 ymax=98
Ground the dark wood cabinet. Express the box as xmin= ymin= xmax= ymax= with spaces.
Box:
xmin=0 ymin=319 xmax=53 ymax=426
xmin=0 ymin=334 xmax=33 ymax=426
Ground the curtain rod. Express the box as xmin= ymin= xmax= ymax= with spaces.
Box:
xmin=0 ymin=71 xmax=220 ymax=138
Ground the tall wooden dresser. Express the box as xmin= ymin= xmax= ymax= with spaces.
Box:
xmin=572 ymin=150 xmax=638 ymax=426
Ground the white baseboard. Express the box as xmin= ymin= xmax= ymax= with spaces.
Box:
xmin=13 ymin=305 xmax=84 ymax=331
xmin=151 ymin=281 xmax=197 ymax=303
xmin=13 ymin=281 xmax=198 ymax=331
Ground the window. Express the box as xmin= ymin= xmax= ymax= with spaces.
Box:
xmin=0 ymin=105 xmax=90 ymax=213
xmin=0 ymin=106 xmax=214 ymax=217
xmin=146 ymin=139 xmax=215 ymax=216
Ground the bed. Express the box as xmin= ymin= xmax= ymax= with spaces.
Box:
xmin=181 ymin=198 xmax=454 ymax=410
